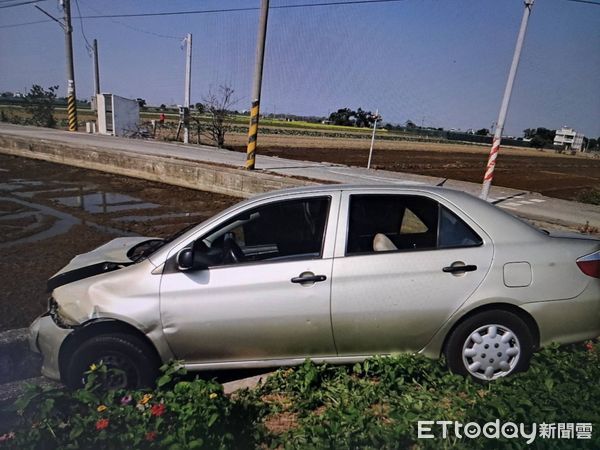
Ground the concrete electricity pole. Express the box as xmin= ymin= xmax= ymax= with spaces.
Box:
xmin=245 ymin=0 xmax=270 ymax=170
xmin=367 ymin=109 xmax=381 ymax=169
xmin=183 ymin=33 xmax=192 ymax=144
xmin=480 ymin=0 xmax=534 ymax=200
xmin=93 ymin=39 xmax=100 ymax=96
xmin=62 ymin=0 xmax=78 ymax=131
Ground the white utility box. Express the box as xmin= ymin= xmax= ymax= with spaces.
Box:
xmin=96 ymin=93 xmax=139 ymax=137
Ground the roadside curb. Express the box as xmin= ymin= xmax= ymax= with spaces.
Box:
xmin=0 ymin=328 xmax=41 ymax=385
xmin=222 ymin=372 xmax=274 ymax=395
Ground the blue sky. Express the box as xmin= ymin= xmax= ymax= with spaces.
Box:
xmin=1 ymin=0 xmax=599 ymax=137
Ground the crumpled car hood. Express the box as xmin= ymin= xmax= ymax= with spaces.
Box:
xmin=47 ymin=237 xmax=160 ymax=291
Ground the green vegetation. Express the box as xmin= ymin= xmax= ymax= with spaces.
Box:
xmin=3 ymin=341 xmax=598 ymax=449
xmin=577 ymin=189 xmax=600 ymax=206
xmin=524 ymin=127 xmax=556 ymax=149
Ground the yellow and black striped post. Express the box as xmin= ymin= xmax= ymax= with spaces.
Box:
xmin=67 ymin=82 xmax=78 ymax=132
xmin=245 ymin=0 xmax=269 ymax=170
xmin=63 ymin=0 xmax=78 ymax=132
xmin=245 ymin=100 xmax=260 ymax=170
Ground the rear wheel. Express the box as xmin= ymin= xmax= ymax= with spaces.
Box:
xmin=445 ymin=310 xmax=533 ymax=381
xmin=64 ymin=333 xmax=159 ymax=389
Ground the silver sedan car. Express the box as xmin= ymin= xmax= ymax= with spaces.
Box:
xmin=29 ymin=185 xmax=600 ymax=387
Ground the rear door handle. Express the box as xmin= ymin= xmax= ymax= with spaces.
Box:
xmin=443 ymin=264 xmax=477 ymax=273
xmin=291 ymin=274 xmax=327 ymax=284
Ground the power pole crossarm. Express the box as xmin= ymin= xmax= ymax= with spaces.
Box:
xmin=480 ymin=0 xmax=534 ymax=200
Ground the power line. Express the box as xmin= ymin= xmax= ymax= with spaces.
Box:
xmin=71 ymin=0 xmax=408 ymax=20
xmin=0 ymin=0 xmax=48 ymax=9
xmin=564 ymin=0 xmax=600 ymax=4
xmin=73 ymin=0 xmax=92 ymax=53
xmin=82 ymin=1 xmax=182 ymax=40
xmin=0 ymin=19 xmax=52 ymax=29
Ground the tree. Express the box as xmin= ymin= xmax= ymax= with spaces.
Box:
xmin=24 ymin=84 xmax=58 ymax=128
xmin=405 ymin=120 xmax=417 ymax=129
xmin=136 ymin=98 xmax=146 ymax=108
xmin=328 ymin=107 xmax=376 ymax=128
xmin=159 ymin=104 xmax=166 ymax=111
xmin=525 ymin=127 xmax=555 ymax=149
xmin=328 ymin=108 xmax=355 ymax=126
xmin=475 ymin=128 xmax=490 ymax=136
xmin=199 ymin=85 xmax=236 ymax=148
xmin=586 ymin=138 xmax=598 ymax=152
xmin=194 ymin=102 xmax=205 ymax=114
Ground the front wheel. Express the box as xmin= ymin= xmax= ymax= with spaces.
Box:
xmin=64 ymin=333 xmax=159 ymax=390
xmin=445 ymin=310 xmax=534 ymax=381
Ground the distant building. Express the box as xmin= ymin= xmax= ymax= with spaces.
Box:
xmin=554 ymin=126 xmax=585 ymax=152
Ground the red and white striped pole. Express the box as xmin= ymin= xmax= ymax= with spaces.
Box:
xmin=481 ymin=0 xmax=534 ymax=200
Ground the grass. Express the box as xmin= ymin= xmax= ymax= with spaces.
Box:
xmin=577 ymin=189 xmax=600 ymax=206
xmin=4 ymin=341 xmax=599 ymax=449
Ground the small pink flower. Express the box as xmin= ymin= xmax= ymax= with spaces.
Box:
xmin=0 ymin=432 xmax=16 ymax=442
xmin=585 ymin=342 xmax=594 ymax=352
xmin=120 ymin=395 xmax=133 ymax=405
xmin=145 ymin=431 xmax=158 ymax=442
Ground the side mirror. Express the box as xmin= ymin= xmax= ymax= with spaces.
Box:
xmin=176 ymin=248 xmax=208 ymax=272
xmin=177 ymin=248 xmax=194 ymax=271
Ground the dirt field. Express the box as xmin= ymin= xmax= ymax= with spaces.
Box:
xmin=0 ymin=154 xmax=239 ymax=331
xmin=225 ymin=133 xmax=600 ymax=201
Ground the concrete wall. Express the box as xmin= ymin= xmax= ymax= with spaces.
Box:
xmin=0 ymin=135 xmax=316 ymax=199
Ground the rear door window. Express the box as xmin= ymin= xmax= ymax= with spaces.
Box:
xmin=346 ymin=194 xmax=481 ymax=255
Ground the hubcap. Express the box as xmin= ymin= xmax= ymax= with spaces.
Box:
xmin=462 ymin=324 xmax=521 ymax=380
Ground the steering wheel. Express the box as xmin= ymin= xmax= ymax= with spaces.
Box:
xmin=223 ymin=232 xmax=245 ymax=264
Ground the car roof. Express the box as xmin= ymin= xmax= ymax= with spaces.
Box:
xmin=248 ymin=183 xmax=546 ymax=240
xmin=250 ymin=183 xmax=463 ymax=199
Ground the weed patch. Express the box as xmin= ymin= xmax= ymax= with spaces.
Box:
xmin=2 ymin=342 xmax=598 ymax=448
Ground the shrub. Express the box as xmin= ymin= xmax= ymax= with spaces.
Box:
xmin=24 ymin=85 xmax=58 ymax=128
xmin=2 ymin=342 xmax=598 ymax=449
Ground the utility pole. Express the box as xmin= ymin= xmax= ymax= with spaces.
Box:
xmin=62 ymin=0 xmax=77 ymax=131
xmin=183 ymin=33 xmax=192 ymax=144
xmin=245 ymin=0 xmax=270 ymax=170
xmin=367 ymin=109 xmax=381 ymax=169
xmin=93 ymin=39 xmax=100 ymax=96
xmin=481 ymin=0 xmax=534 ymax=200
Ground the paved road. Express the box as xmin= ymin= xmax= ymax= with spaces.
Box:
xmin=1 ymin=123 xmax=599 ymax=230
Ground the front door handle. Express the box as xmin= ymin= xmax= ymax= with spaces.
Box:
xmin=443 ymin=264 xmax=477 ymax=273
xmin=291 ymin=274 xmax=327 ymax=284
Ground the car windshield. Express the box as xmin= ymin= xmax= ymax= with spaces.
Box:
xmin=130 ymin=222 xmax=200 ymax=262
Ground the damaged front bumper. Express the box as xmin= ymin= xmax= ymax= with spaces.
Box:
xmin=29 ymin=313 xmax=74 ymax=381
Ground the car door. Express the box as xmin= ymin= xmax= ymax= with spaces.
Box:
xmin=330 ymin=191 xmax=493 ymax=355
xmin=159 ymin=192 xmax=340 ymax=365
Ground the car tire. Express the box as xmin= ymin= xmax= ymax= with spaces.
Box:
xmin=445 ymin=310 xmax=534 ymax=381
xmin=64 ymin=333 xmax=159 ymax=389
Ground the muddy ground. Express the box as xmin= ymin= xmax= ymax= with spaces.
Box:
xmin=228 ymin=142 xmax=600 ymax=201
xmin=0 ymin=154 xmax=239 ymax=331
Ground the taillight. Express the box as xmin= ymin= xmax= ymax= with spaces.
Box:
xmin=577 ymin=250 xmax=600 ymax=279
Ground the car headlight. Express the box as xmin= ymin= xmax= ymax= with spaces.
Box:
xmin=48 ymin=297 xmax=78 ymax=328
